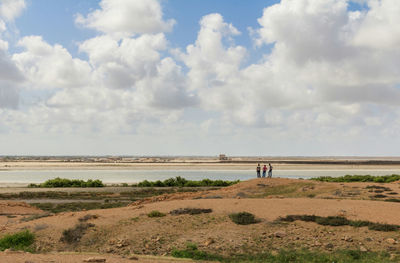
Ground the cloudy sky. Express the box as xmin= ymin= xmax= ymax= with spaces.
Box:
xmin=0 ymin=0 xmax=399 ymax=156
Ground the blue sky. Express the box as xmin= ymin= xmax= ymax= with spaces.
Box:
xmin=1 ymin=0 xmax=400 ymax=156
xmin=15 ymin=0 xmax=278 ymax=64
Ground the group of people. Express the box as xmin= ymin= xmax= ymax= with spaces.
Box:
xmin=256 ymin=163 xmax=273 ymax=178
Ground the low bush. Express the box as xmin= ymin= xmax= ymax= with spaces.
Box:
xmin=29 ymin=178 xmax=104 ymax=188
xmin=366 ymin=185 xmax=392 ymax=191
xmin=229 ymin=212 xmax=259 ymax=225
xmin=60 ymin=223 xmax=95 ymax=244
xmin=385 ymin=198 xmax=400 ymax=203
xmin=171 ymin=243 xmax=223 ymax=261
xmin=372 ymin=194 xmax=387 ymax=198
xmin=348 ymin=220 xmax=371 ymax=227
xmin=311 ymin=174 xmax=400 ymax=183
xmin=136 ymin=177 xmax=239 ymax=187
xmin=315 ymin=216 xmax=349 ymax=226
xmin=170 ymin=208 xmax=212 ymax=215
xmin=279 ymin=214 xmax=400 ymax=232
xmin=368 ymin=223 xmax=399 ymax=232
xmin=147 ymin=210 xmax=166 ymax=218
xmin=31 ymin=202 xmax=128 ymax=213
xmin=78 ymin=214 xmax=98 ymax=222
xmin=0 ymin=230 xmax=35 ymax=251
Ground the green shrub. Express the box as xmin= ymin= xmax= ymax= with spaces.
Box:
xmin=171 ymin=243 xmax=223 ymax=261
xmin=279 ymin=214 xmax=400 ymax=232
xmin=366 ymin=185 xmax=392 ymax=191
xmin=147 ymin=210 xmax=166 ymax=218
xmin=229 ymin=212 xmax=259 ymax=225
xmin=28 ymin=178 xmax=104 ymax=188
xmin=368 ymin=223 xmax=398 ymax=232
xmin=372 ymin=194 xmax=387 ymax=198
xmin=385 ymin=198 xmax=400 ymax=203
xmin=349 ymin=220 xmax=371 ymax=227
xmin=315 ymin=216 xmax=349 ymax=226
xmin=137 ymin=177 xmax=239 ymax=188
xmin=311 ymin=174 xmax=400 ymax=183
xmin=280 ymin=215 xmax=319 ymax=222
xmin=170 ymin=208 xmax=212 ymax=215
xmin=0 ymin=230 xmax=35 ymax=251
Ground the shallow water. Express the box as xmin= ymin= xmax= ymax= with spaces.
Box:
xmin=1 ymin=169 xmax=400 ymax=185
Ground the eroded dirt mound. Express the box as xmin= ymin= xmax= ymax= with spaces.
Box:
xmin=0 ymin=201 xmax=43 ymax=215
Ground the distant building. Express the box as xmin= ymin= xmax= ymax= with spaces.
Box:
xmin=219 ymin=154 xmax=228 ymax=161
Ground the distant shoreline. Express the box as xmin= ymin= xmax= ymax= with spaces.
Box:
xmin=2 ymin=160 xmax=400 ymax=170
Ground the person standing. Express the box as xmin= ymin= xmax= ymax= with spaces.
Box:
xmin=268 ymin=163 xmax=273 ymax=178
xmin=256 ymin=163 xmax=261 ymax=178
xmin=262 ymin=165 xmax=267 ymax=178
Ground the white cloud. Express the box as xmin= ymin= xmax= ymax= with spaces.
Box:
xmin=0 ymin=28 xmax=23 ymax=109
xmin=177 ymin=13 xmax=247 ymax=112
xmin=75 ymin=0 xmax=175 ymax=37
xmin=3 ymin=0 xmax=400 ymax=155
xmin=0 ymin=0 xmax=25 ymax=22
xmin=12 ymin=36 xmax=93 ymax=89
xmin=353 ymin=0 xmax=400 ymax=50
xmin=79 ymin=33 xmax=167 ymax=89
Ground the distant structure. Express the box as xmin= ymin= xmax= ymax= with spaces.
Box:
xmin=219 ymin=154 xmax=228 ymax=161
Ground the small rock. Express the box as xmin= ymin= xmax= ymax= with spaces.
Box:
xmin=387 ymin=246 xmax=397 ymax=252
xmin=360 ymin=246 xmax=368 ymax=252
xmin=128 ymin=256 xmax=139 ymax=261
xmin=83 ymin=258 xmax=106 ymax=262
xmin=386 ymin=238 xmax=397 ymax=244
xmin=343 ymin=236 xmax=353 ymax=242
xmin=365 ymin=237 xmax=373 ymax=242
xmin=274 ymin=231 xmax=287 ymax=238
xmin=325 ymin=243 xmax=334 ymax=250
xmin=24 ymin=261 xmax=35 ymax=263
xmin=204 ymin=238 xmax=214 ymax=247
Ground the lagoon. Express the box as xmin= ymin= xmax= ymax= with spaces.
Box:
xmin=1 ymin=169 xmax=400 ymax=186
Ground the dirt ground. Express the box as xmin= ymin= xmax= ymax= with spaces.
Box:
xmin=1 ymin=178 xmax=400 ymax=262
xmin=0 ymin=251 xmax=196 ymax=263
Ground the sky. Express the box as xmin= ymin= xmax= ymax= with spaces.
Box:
xmin=0 ymin=0 xmax=400 ymax=156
